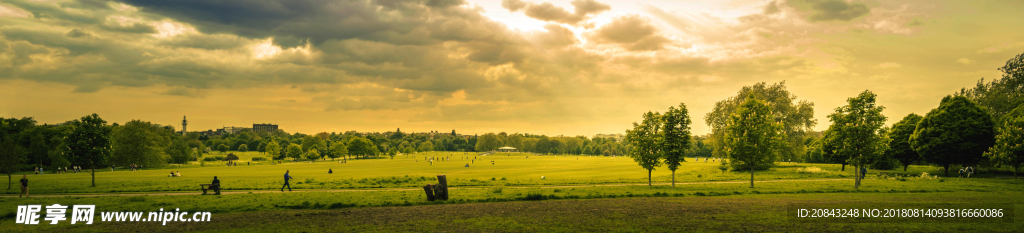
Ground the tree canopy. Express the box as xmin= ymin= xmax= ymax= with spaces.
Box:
xmin=822 ymin=90 xmax=887 ymax=189
xmin=985 ymin=116 xmax=1024 ymax=179
xmin=911 ymin=95 xmax=996 ymax=176
xmin=661 ymin=103 xmax=692 ymax=188
xmin=724 ymin=95 xmax=784 ymax=188
xmin=66 ymin=114 xmax=112 ymax=187
xmin=705 ymin=82 xmax=815 ymax=162
xmin=625 ymin=111 xmax=663 ymax=186
xmin=887 ymin=113 xmax=923 ymax=171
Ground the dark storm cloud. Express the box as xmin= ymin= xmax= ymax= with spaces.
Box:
xmin=500 ymin=0 xmax=610 ymax=26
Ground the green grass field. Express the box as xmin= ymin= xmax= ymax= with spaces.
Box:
xmin=3 ymin=151 xmax=953 ymax=194
xmin=3 ymin=151 xmax=1022 ymax=232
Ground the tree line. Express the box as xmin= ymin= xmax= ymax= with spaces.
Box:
xmin=620 ymin=52 xmax=1024 ymax=189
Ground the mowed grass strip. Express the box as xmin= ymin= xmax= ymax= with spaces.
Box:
xmin=9 ymin=191 xmax=1023 ymax=232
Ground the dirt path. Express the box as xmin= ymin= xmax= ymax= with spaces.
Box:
xmin=1 ymin=178 xmax=851 ymax=198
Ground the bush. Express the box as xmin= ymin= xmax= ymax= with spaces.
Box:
xmin=251 ymin=157 xmax=267 ymax=161
xmin=225 ymin=153 xmax=239 ymax=161
xmin=203 ymin=156 xmax=224 ymax=162
xmin=870 ymin=158 xmax=898 ymax=170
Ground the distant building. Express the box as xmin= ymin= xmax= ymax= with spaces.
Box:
xmin=181 ymin=116 xmax=188 ymax=136
xmin=253 ymin=123 xmax=278 ymax=133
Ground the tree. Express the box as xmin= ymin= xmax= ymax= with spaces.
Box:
xmin=301 ymin=135 xmax=322 ymax=153
xmin=724 ymin=95 xmax=784 ymax=188
xmin=705 ymin=82 xmax=816 ymax=164
xmin=0 ymin=135 xmax=24 ymax=189
xmin=822 ymin=90 xmax=887 ymax=189
xmin=66 ymin=114 xmax=112 ymax=187
xmin=29 ymin=133 xmax=47 ymax=166
xmin=287 ymin=144 xmax=303 ymax=160
xmin=887 ymin=114 xmax=923 ymax=171
xmin=258 ymin=142 xmax=267 ymax=153
xmin=238 ymin=144 xmax=249 ymax=153
xmin=661 ymin=103 xmax=693 ymax=188
xmin=168 ymin=137 xmax=191 ymax=164
xmin=912 ymin=95 xmax=996 ymax=176
xmin=329 ymin=142 xmax=347 ymax=160
xmin=305 ymin=148 xmax=320 ymax=161
xmin=265 ymin=140 xmax=281 ymax=161
xmin=347 ymin=137 xmax=375 ymax=159
xmin=625 ymin=111 xmax=663 ymax=186
xmin=217 ymin=144 xmax=229 ymax=153
xmin=418 ymin=141 xmax=435 ymax=152
xmin=984 ymin=117 xmax=1024 ymax=179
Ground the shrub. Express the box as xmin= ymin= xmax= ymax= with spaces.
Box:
xmin=203 ymin=156 xmax=224 ymax=162
xmin=225 ymin=153 xmax=239 ymax=161
xmin=251 ymin=157 xmax=267 ymax=161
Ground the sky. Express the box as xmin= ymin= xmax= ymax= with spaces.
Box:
xmin=1 ymin=0 xmax=1022 ymax=137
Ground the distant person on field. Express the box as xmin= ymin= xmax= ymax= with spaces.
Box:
xmin=177 ymin=171 xmax=181 ymax=177
xmin=35 ymin=167 xmax=39 ymax=175
xmin=169 ymin=171 xmax=175 ymax=177
xmin=958 ymin=167 xmax=964 ymax=178
xmin=19 ymin=175 xmax=28 ymax=197
xmin=966 ymin=166 xmax=974 ymax=178
xmin=860 ymin=167 xmax=867 ymax=180
xmin=328 ymin=169 xmax=333 ymax=174
xmin=281 ymin=170 xmax=294 ymax=192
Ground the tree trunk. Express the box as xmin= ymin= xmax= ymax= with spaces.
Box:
xmin=90 ymin=166 xmax=96 ymax=187
xmin=943 ymin=164 xmax=949 ymax=177
xmin=750 ymin=166 xmax=755 ymax=188
xmin=1014 ymin=165 xmax=1018 ymax=179
xmin=648 ymin=169 xmax=652 ymax=186
xmin=841 ymin=164 xmax=845 ymax=171
xmin=671 ymin=170 xmax=676 ymax=188
xmin=854 ymin=165 xmax=860 ymax=190
xmin=7 ymin=174 xmax=10 ymax=190
xmin=903 ymin=164 xmax=908 ymax=171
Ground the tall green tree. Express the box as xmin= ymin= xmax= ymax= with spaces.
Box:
xmin=329 ymin=141 xmax=347 ymax=160
xmin=911 ymin=95 xmax=996 ymax=176
xmin=238 ymin=144 xmax=248 ymax=152
xmin=217 ymin=144 xmax=229 ymax=153
xmin=29 ymin=133 xmax=48 ymax=166
xmin=167 ymin=137 xmax=191 ymax=164
xmin=305 ymin=148 xmax=320 ymax=161
xmin=418 ymin=141 xmax=435 ymax=153
xmin=286 ymin=144 xmax=303 ymax=160
xmin=0 ymin=135 xmax=24 ymax=189
xmin=822 ymin=91 xmax=888 ymax=189
xmin=724 ymin=95 xmax=784 ymax=188
xmin=661 ymin=103 xmax=693 ymax=188
xmin=705 ymin=82 xmax=816 ymax=163
xmin=625 ymin=111 xmax=663 ymax=186
xmin=347 ymin=137 xmax=375 ymax=159
xmin=265 ymin=140 xmax=281 ymax=161
xmin=887 ymin=114 xmax=923 ymax=171
xmin=984 ymin=117 xmax=1024 ymax=179
xmin=66 ymin=114 xmax=112 ymax=187
xmin=111 ymin=120 xmax=166 ymax=168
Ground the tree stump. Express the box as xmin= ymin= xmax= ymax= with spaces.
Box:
xmin=423 ymin=184 xmax=436 ymax=201
xmin=437 ymin=175 xmax=448 ymax=200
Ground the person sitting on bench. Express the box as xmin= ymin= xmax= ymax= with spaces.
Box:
xmin=211 ymin=176 xmax=220 ymax=192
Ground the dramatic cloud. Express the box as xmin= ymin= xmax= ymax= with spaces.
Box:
xmin=587 ymin=15 xmax=671 ymax=51
xmin=501 ymin=0 xmax=610 ymax=26
xmin=1 ymin=0 xmax=1022 ymax=136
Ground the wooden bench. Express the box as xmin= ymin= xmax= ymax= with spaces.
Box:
xmin=201 ymin=184 xmax=221 ymax=195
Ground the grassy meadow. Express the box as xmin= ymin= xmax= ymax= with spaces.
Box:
xmin=4 ymin=151 xmax=1023 ymax=232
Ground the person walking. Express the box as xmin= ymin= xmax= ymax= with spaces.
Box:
xmin=19 ymin=175 xmax=28 ymax=197
xmin=281 ymin=170 xmax=294 ymax=192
